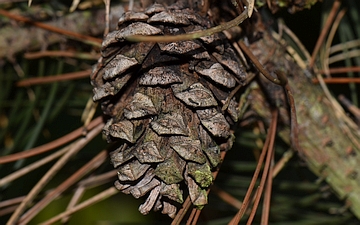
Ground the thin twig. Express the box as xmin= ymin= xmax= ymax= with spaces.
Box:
xmin=272 ymin=149 xmax=293 ymax=178
xmin=103 ymin=0 xmax=110 ymax=36
xmin=24 ymin=51 xmax=100 ymax=60
xmin=318 ymin=66 xmax=360 ymax=74
xmin=318 ymin=67 xmax=360 ymax=74
xmin=261 ymin=155 xmax=274 ymax=225
xmin=322 ymin=8 xmax=347 ymax=77
xmin=238 ymin=41 xmax=283 ymax=85
xmin=81 ymin=98 xmax=98 ymax=128
xmin=39 ymin=187 xmax=118 ymax=225
xmin=0 ymin=9 xmax=102 ymax=47
xmin=17 ymin=69 xmax=92 ymax=87
xmin=19 ymin=150 xmax=107 ymax=224
xmin=271 ymin=31 xmax=307 ymax=70
xmin=191 ymin=209 xmax=202 ymax=225
xmin=0 ymin=116 xmax=102 ymax=164
xmin=63 ymin=170 xmax=117 ymax=223
xmin=0 ymin=206 xmax=19 ymax=217
xmin=174 ymin=151 xmax=228 ymax=225
xmin=312 ymin=77 xmax=360 ymax=84
xmin=199 ymin=0 xmax=210 ymax=16
xmin=61 ymin=186 xmax=86 ymax=223
xmin=338 ymin=95 xmax=360 ymax=124
xmin=171 ymin=197 xmax=192 ymax=225
xmin=246 ymin=0 xmax=255 ymax=18
xmin=246 ymin=110 xmax=277 ymax=225
xmin=287 ymin=83 xmax=302 ymax=156
xmin=223 ymin=30 xmax=249 ymax=68
xmin=6 ymin=123 xmax=104 ymax=225
xmin=0 ymin=197 xmax=25 ymax=209
xmin=229 ymin=110 xmax=276 ymax=224
xmin=277 ymin=21 xmax=311 ymax=61
xmin=186 ymin=209 xmax=197 ymax=225
xmin=78 ymin=169 xmax=117 ymax=188
xmin=0 ymin=145 xmax=71 ymax=187
xmin=222 ymin=84 xmax=243 ymax=112
xmin=191 ymin=151 xmax=228 ymax=225
xmin=126 ymin=8 xmax=249 ymax=42
xmin=211 ymin=185 xmax=242 ymax=209
xmin=329 ymin=39 xmax=360 ymax=55
xmin=328 ymin=49 xmax=360 ymax=64
xmin=309 ymin=0 xmax=341 ymax=69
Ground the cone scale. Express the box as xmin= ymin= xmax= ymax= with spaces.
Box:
xmin=91 ymin=1 xmax=247 ymax=217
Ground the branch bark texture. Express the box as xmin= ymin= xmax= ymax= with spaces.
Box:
xmin=249 ymin=31 xmax=360 ymax=219
xmin=0 ymin=5 xmax=123 ymax=58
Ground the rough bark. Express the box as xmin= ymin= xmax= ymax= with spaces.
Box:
xmin=248 ymin=30 xmax=360 ymax=219
xmin=0 ymin=5 xmax=123 ymax=58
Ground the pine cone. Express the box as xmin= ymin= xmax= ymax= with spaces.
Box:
xmin=91 ymin=1 xmax=247 ymax=217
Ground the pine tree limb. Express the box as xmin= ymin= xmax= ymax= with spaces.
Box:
xmin=0 ymin=5 xmax=123 ymax=58
xmin=249 ymin=31 xmax=360 ymax=220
